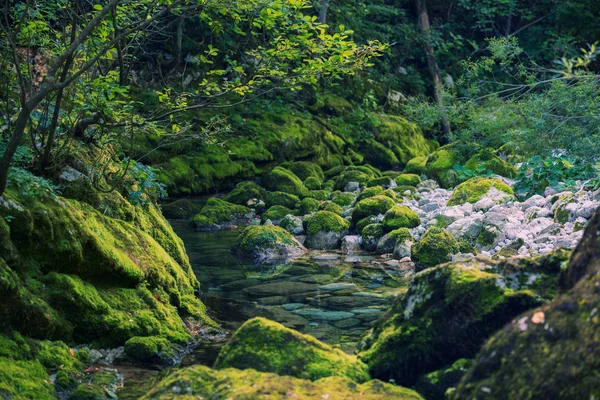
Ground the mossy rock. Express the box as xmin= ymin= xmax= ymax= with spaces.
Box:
xmin=404 ymin=156 xmax=428 ymax=175
xmin=359 ymin=259 xmax=545 ymax=387
xmin=454 ymin=212 xmax=600 ymax=399
xmin=304 ymin=176 xmax=323 ymax=190
xmin=223 ymin=181 xmax=267 ymax=206
xmin=70 ymin=371 xmax=121 ymax=400
xmin=141 ymin=365 xmax=423 ymax=399
xmin=376 ymin=228 xmax=413 ymax=254
xmin=334 ymin=167 xmax=377 ymax=191
xmin=352 ymin=196 xmax=396 ymax=224
xmin=191 ymin=198 xmax=250 ymax=230
xmin=331 ymin=192 xmax=356 ymax=208
xmin=266 ymin=191 xmax=301 ymax=209
xmin=395 ymin=173 xmax=421 ymax=187
xmin=415 ymin=358 xmax=473 ymax=400
xmin=214 ymin=317 xmax=369 ymax=382
xmin=355 ymin=216 xmax=379 ymax=235
xmin=447 ymin=177 xmax=514 ymax=206
xmin=464 ymin=148 xmax=517 ymax=178
xmin=280 ymin=161 xmax=325 ymax=181
xmin=308 ymin=189 xmax=331 ymax=201
xmin=356 ymin=186 xmax=385 ymax=202
xmin=319 ymin=201 xmax=343 ymax=216
xmin=362 ymin=223 xmax=386 ymax=252
xmin=305 ymin=211 xmax=350 ymax=250
xmin=412 ymin=227 xmax=460 ymax=270
xmin=0 ymin=358 xmax=56 ymax=399
xmin=425 ymin=143 xmax=466 ymax=188
xmin=161 ymin=199 xmax=200 ymax=219
xmin=317 ymin=94 xmax=354 ymax=116
xmin=263 ymin=205 xmax=295 ymax=222
xmin=231 ymin=226 xmax=307 ymax=262
xmin=382 ymin=205 xmax=421 ymax=232
xmin=124 ymin=336 xmax=177 ymax=364
xmin=299 ymin=197 xmax=320 ymax=215
xmin=263 ymin=166 xmax=308 ymax=197
xmin=367 ymin=176 xmax=393 ymax=188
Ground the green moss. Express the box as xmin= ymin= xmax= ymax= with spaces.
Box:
xmin=191 ymin=197 xmax=250 ymax=229
xmin=317 ymin=94 xmax=354 ymax=116
xmin=334 ymin=167 xmax=376 ymax=191
xmin=263 ymin=167 xmax=308 ymax=197
xmin=412 ymin=227 xmax=460 ymax=270
xmin=395 ymin=173 xmax=421 ymax=187
xmin=355 ymin=216 xmax=379 ymax=235
xmin=415 ymin=359 xmax=473 ymax=400
xmin=70 ymin=371 xmax=121 ymax=400
xmin=304 ymin=176 xmax=322 ymax=190
xmin=447 ymin=177 xmax=514 ymax=206
xmin=357 ymin=186 xmax=385 ymax=202
xmin=305 ymin=211 xmax=350 ymax=236
xmin=280 ymin=161 xmax=325 ymax=181
xmin=141 ymin=365 xmax=422 ymax=399
xmin=389 ymin=228 xmax=414 ymax=243
xmin=331 ymin=192 xmax=356 ymax=207
xmin=425 ymin=144 xmax=465 ymax=188
xmin=352 ymin=195 xmax=396 ymax=223
xmin=215 ymin=317 xmax=369 ymax=382
xmin=266 ymin=191 xmax=300 ymax=209
xmin=223 ymin=181 xmax=267 ymax=205
xmin=124 ymin=336 xmax=176 ymax=363
xmin=160 ymin=199 xmax=200 ymax=219
xmin=404 ymin=156 xmax=428 ymax=174
xmin=320 ymin=202 xmax=343 ymax=215
xmin=308 ymin=189 xmax=331 ymax=201
xmin=477 ymin=226 xmax=499 ymax=247
xmin=367 ymin=176 xmax=393 ymax=188
xmin=0 ymin=358 xmax=56 ymax=399
xmin=464 ymin=148 xmax=517 ymax=178
xmin=361 ymin=140 xmax=400 ymax=169
xmin=231 ymin=225 xmax=304 ymax=260
xmin=362 ymin=224 xmax=386 ymax=252
xmin=359 ymin=260 xmax=542 ymax=387
xmin=299 ymin=197 xmax=320 ymax=215
xmin=382 ymin=205 xmax=421 ymax=231
xmin=263 ymin=205 xmax=295 ymax=221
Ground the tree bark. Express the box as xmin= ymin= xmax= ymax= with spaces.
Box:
xmin=318 ymin=0 xmax=329 ymax=24
xmin=414 ymin=0 xmax=451 ymax=138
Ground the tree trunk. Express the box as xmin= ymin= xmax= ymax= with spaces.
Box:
xmin=0 ymin=106 xmax=32 ymax=195
xmin=414 ymin=0 xmax=451 ymax=138
xmin=318 ymin=0 xmax=329 ymax=24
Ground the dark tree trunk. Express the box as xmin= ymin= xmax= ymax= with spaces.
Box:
xmin=414 ymin=0 xmax=451 ymax=138
xmin=318 ymin=0 xmax=329 ymax=24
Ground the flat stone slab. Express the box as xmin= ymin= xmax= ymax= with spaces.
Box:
xmin=318 ymin=282 xmax=357 ymax=291
xmin=243 ymin=281 xmax=319 ymax=297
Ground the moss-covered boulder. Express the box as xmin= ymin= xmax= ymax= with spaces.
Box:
xmin=124 ymin=336 xmax=179 ymax=365
xmin=161 ymin=199 xmax=200 ymax=219
xmin=412 ymin=227 xmax=461 ymax=270
xmin=352 ymin=195 xmax=396 ymax=224
xmin=447 ymin=177 xmax=514 ymax=206
xmin=464 ymin=148 xmax=517 ymax=178
xmin=335 ymin=167 xmax=378 ymax=191
xmin=266 ymin=191 xmax=301 ymax=209
xmin=280 ymin=214 xmax=305 ymax=235
xmin=280 ymin=161 xmax=325 ymax=182
xmin=141 ymin=365 xmax=423 ymax=399
xmin=376 ymin=227 xmax=414 ymax=255
xmin=358 ymin=258 xmax=549 ymax=387
xmin=415 ymin=358 xmax=473 ymax=400
xmin=405 ymin=156 xmax=428 ymax=175
xmin=214 ymin=317 xmax=369 ymax=382
xmin=356 ymin=186 xmax=385 ymax=202
xmin=223 ymin=181 xmax=267 ymax=206
xmin=454 ymin=211 xmax=600 ymax=400
xmin=304 ymin=176 xmax=322 ymax=190
xmin=191 ymin=198 xmax=251 ymax=230
xmin=396 ymin=173 xmax=421 ymax=187
xmin=367 ymin=176 xmax=393 ymax=188
xmin=263 ymin=205 xmax=295 ymax=222
xmin=319 ymin=201 xmax=343 ymax=215
xmin=425 ymin=143 xmax=465 ymax=188
xmin=305 ymin=211 xmax=350 ymax=250
xmin=231 ymin=226 xmax=307 ymax=262
xmin=362 ymin=223 xmax=386 ymax=252
xmin=382 ymin=205 xmax=421 ymax=231
xmin=263 ymin=166 xmax=308 ymax=197
xmin=299 ymin=197 xmax=320 ymax=215
xmin=332 ymin=192 xmax=356 ymax=208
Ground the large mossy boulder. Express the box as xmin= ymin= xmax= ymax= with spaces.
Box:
xmin=124 ymin=336 xmax=178 ymax=364
xmin=362 ymin=223 xmax=386 ymax=252
xmin=223 ymin=181 xmax=267 ymax=206
xmin=280 ymin=161 xmax=324 ymax=182
xmin=334 ymin=166 xmax=378 ymax=191
xmin=191 ymin=197 xmax=251 ymax=230
xmin=304 ymin=211 xmax=350 ymax=250
xmin=266 ymin=191 xmax=301 ymax=209
xmin=396 ymin=173 xmax=421 ymax=187
xmin=382 ymin=205 xmax=421 ymax=231
xmin=231 ymin=226 xmax=307 ymax=262
xmin=447 ymin=177 xmax=514 ymax=206
xmin=161 ymin=199 xmax=200 ymax=219
xmin=425 ymin=143 xmax=465 ymax=188
xmin=214 ymin=317 xmax=370 ymax=382
xmin=263 ymin=166 xmax=308 ymax=197
xmin=141 ymin=365 xmax=423 ymax=400
xmin=352 ymin=195 xmax=396 ymax=224
xmin=358 ymin=255 xmax=566 ymax=387
xmin=454 ymin=209 xmax=600 ymax=400
xmin=412 ymin=227 xmax=461 ymax=270
xmin=405 ymin=156 xmax=428 ymax=175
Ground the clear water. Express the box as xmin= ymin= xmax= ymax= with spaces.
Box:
xmin=170 ymin=220 xmax=410 ymax=353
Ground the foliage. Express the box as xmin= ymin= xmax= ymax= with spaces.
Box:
xmin=121 ymin=159 xmax=167 ymax=206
